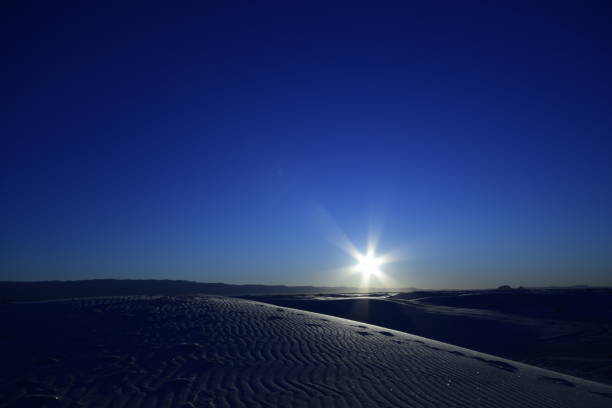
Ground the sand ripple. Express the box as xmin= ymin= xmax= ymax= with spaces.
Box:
xmin=1 ymin=296 xmax=611 ymax=407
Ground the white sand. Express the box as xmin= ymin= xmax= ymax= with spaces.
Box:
xmin=1 ymin=296 xmax=611 ymax=407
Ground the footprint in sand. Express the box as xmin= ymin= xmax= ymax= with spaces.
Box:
xmin=538 ymin=376 xmax=575 ymax=387
xmin=471 ymin=356 xmax=517 ymax=373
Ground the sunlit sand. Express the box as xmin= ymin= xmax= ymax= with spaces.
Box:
xmin=1 ymin=295 xmax=611 ymax=407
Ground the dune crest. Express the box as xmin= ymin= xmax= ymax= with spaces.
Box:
xmin=1 ymin=296 xmax=611 ymax=407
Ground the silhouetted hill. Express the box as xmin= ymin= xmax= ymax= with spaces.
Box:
xmin=0 ymin=279 xmax=360 ymax=302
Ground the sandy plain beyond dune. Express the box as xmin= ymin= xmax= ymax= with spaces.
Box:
xmin=1 ymin=296 xmax=611 ymax=408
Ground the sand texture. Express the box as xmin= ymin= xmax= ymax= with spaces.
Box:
xmin=1 ymin=296 xmax=611 ymax=407
xmin=246 ymin=290 xmax=612 ymax=384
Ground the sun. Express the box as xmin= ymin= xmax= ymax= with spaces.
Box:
xmin=355 ymin=253 xmax=383 ymax=276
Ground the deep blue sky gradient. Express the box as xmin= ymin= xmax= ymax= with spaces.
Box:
xmin=2 ymin=2 xmax=612 ymax=288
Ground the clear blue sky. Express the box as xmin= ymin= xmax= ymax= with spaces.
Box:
xmin=2 ymin=2 xmax=611 ymax=288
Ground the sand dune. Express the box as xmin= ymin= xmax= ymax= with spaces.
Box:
xmin=245 ymin=291 xmax=612 ymax=384
xmin=1 ymin=296 xmax=611 ymax=407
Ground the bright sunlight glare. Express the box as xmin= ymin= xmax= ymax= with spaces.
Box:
xmin=355 ymin=253 xmax=384 ymax=276
xmin=315 ymin=207 xmax=407 ymax=288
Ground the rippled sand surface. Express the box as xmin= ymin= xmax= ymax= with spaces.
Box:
xmin=1 ymin=296 xmax=611 ymax=407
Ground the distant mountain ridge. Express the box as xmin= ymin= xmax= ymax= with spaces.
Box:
xmin=0 ymin=279 xmax=375 ymax=302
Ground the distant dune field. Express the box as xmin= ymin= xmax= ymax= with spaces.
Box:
xmin=1 ymin=296 xmax=611 ymax=407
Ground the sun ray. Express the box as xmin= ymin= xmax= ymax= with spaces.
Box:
xmin=313 ymin=207 xmax=362 ymax=259
xmin=314 ymin=207 xmax=404 ymax=289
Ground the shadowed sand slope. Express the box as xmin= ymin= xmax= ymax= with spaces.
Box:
xmin=1 ymin=296 xmax=611 ymax=408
